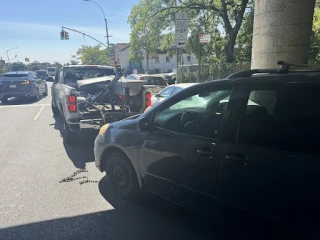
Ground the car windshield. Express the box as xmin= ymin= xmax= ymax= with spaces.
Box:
xmin=1 ymin=1 xmax=320 ymax=239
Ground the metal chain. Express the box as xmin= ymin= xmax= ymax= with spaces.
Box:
xmin=59 ymin=169 xmax=88 ymax=183
xmin=59 ymin=169 xmax=98 ymax=185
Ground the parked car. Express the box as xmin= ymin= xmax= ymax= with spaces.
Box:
xmin=36 ymin=70 xmax=51 ymax=81
xmin=51 ymin=65 xmax=158 ymax=144
xmin=146 ymin=83 xmax=198 ymax=112
xmin=94 ymin=62 xmax=320 ymax=239
xmin=163 ymin=72 xmax=176 ymax=85
xmin=126 ymin=74 xmax=167 ymax=94
xmin=47 ymin=67 xmax=57 ymax=76
xmin=0 ymin=71 xmax=48 ymax=104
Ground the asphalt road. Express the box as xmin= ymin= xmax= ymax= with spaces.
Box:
xmin=0 ymin=82 xmax=240 ymax=240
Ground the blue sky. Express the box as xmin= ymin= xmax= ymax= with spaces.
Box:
xmin=0 ymin=0 xmax=139 ymax=64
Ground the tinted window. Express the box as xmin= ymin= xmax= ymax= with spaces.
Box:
xmin=237 ymin=84 xmax=320 ymax=155
xmin=142 ymin=76 xmax=166 ymax=86
xmin=47 ymin=68 xmax=56 ymax=72
xmin=63 ymin=67 xmax=115 ymax=82
xmin=153 ymin=87 xmax=232 ymax=138
xmin=0 ymin=74 xmax=28 ymax=81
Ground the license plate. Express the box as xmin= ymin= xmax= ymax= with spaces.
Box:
xmin=9 ymin=85 xmax=16 ymax=88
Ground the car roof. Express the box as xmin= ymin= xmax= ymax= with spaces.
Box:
xmin=174 ymin=83 xmax=198 ymax=88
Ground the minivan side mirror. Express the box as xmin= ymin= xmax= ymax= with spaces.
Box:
xmin=138 ymin=116 xmax=151 ymax=131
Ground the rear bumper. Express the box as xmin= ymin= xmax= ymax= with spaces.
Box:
xmin=80 ymin=119 xmax=103 ymax=130
xmin=0 ymin=86 xmax=35 ymax=98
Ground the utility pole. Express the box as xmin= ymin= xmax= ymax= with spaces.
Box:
xmin=84 ymin=0 xmax=110 ymax=47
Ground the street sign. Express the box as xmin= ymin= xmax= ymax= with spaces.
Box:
xmin=200 ymin=34 xmax=211 ymax=43
xmin=175 ymin=12 xmax=188 ymax=48
xmin=176 ymin=41 xmax=186 ymax=48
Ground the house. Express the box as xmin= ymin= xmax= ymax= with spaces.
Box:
xmin=142 ymin=49 xmax=198 ymax=73
xmin=115 ymin=42 xmax=198 ymax=74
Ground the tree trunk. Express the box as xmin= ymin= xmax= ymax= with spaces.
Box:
xmin=146 ymin=51 xmax=149 ymax=73
xmin=225 ymin=32 xmax=237 ymax=63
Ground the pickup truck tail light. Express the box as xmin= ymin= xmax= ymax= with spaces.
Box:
xmin=146 ymin=92 xmax=152 ymax=107
xmin=67 ymin=95 xmax=77 ymax=112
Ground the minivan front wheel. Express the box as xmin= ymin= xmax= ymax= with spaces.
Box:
xmin=105 ymin=152 xmax=140 ymax=200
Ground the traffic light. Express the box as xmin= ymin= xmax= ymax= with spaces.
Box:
xmin=65 ymin=31 xmax=69 ymax=40
xmin=25 ymin=58 xmax=30 ymax=62
xmin=60 ymin=30 xmax=65 ymax=40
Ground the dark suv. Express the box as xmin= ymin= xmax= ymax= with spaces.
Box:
xmin=94 ymin=62 xmax=320 ymax=239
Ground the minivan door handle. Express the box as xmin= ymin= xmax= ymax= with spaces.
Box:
xmin=197 ymin=150 xmax=219 ymax=157
xmin=226 ymin=154 xmax=250 ymax=165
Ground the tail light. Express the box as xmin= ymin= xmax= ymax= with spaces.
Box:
xmin=118 ymin=94 xmax=126 ymax=100
xmin=20 ymin=80 xmax=31 ymax=85
xmin=67 ymin=95 xmax=77 ymax=112
xmin=146 ymin=92 xmax=152 ymax=107
xmin=139 ymin=77 xmax=143 ymax=80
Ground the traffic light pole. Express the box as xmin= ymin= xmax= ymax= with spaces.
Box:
xmin=61 ymin=26 xmax=107 ymax=47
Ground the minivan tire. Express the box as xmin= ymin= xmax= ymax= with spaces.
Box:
xmin=106 ymin=152 xmax=140 ymax=200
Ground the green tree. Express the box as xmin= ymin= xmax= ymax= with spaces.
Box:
xmin=128 ymin=0 xmax=164 ymax=70
xmin=128 ymin=0 xmax=250 ymax=63
xmin=11 ymin=62 xmax=26 ymax=71
xmin=310 ymin=1 xmax=320 ymax=65
xmin=52 ymin=61 xmax=62 ymax=68
xmin=74 ymin=45 xmax=108 ymax=65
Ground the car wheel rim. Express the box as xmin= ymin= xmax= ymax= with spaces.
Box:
xmin=112 ymin=162 xmax=129 ymax=189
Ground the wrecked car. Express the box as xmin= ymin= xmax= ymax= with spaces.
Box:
xmin=51 ymin=65 xmax=152 ymax=144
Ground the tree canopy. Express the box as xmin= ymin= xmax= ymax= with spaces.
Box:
xmin=73 ymin=45 xmax=109 ymax=65
xmin=11 ymin=62 xmax=26 ymax=71
xmin=128 ymin=0 xmax=252 ymax=64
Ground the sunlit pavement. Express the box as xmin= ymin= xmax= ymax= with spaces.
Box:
xmin=0 ymin=82 xmax=240 ymax=239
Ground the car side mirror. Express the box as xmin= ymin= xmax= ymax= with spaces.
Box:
xmin=46 ymin=77 xmax=54 ymax=81
xmin=138 ymin=116 xmax=151 ymax=131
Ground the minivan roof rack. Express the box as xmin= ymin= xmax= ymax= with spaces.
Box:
xmin=227 ymin=61 xmax=320 ymax=79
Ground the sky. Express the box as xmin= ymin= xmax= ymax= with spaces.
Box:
xmin=0 ymin=0 xmax=139 ymax=64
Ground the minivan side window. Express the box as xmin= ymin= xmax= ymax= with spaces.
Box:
xmin=153 ymin=87 xmax=233 ymax=138
xmin=237 ymin=84 xmax=320 ymax=155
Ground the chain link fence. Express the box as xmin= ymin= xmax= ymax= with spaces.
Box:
xmin=181 ymin=62 xmax=251 ymax=83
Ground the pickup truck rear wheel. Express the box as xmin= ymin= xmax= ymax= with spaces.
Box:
xmin=51 ymin=103 xmax=60 ymax=116
xmin=105 ymin=152 xmax=140 ymax=201
xmin=63 ymin=118 xmax=78 ymax=145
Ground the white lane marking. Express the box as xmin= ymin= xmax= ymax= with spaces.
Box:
xmin=33 ymin=105 xmax=46 ymax=121
xmin=0 ymin=104 xmax=51 ymax=108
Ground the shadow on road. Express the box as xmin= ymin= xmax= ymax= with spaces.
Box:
xmin=97 ymin=175 xmax=241 ymax=240
xmin=52 ymin=115 xmax=97 ymax=169
xmin=0 ymin=176 xmax=240 ymax=240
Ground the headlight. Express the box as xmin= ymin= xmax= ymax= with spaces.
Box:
xmin=99 ymin=124 xmax=110 ymax=135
